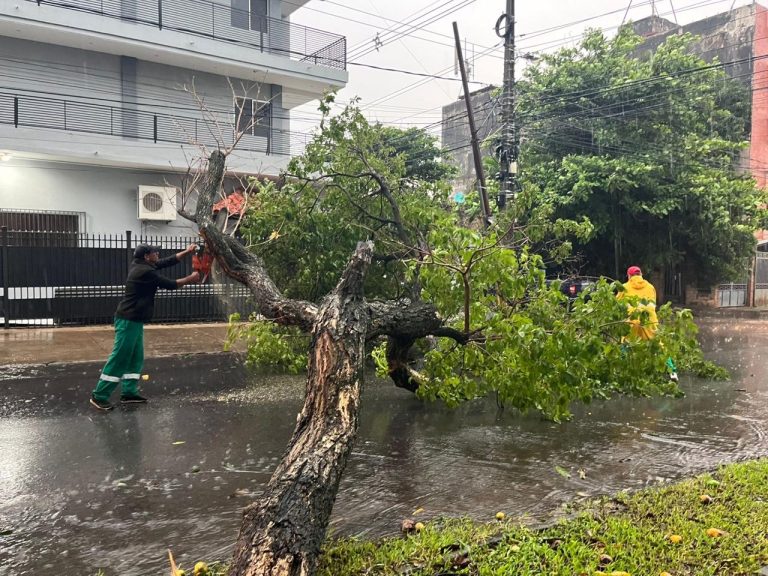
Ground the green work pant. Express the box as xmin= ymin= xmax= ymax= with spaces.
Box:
xmin=666 ymin=356 xmax=678 ymax=374
xmin=92 ymin=317 xmax=144 ymax=402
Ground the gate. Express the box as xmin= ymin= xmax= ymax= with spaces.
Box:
xmin=664 ymin=266 xmax=683 ymax=304
xmin=755 ymin=252 xmax=768 ymax=306
xmin=0 ymin=228 xmax=255 ymax=328
xmin=717 ymin=281 xmax=748 ymax=307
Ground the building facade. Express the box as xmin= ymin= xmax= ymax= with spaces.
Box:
xmin=0 ymin=0 xmax=347 ymax=235
xmin=440 ymin=84 xmax=498 ymax=198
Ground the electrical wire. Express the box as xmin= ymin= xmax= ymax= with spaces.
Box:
xmin=349 ymin=0 xmax=478 ymax=62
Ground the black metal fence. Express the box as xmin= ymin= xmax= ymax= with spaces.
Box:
xmin=0 ymin=228 xmax=256 ymax=327
xmin=0 ymin=92 xmax=311 ymax=157
xmin=25 ymin=0 xmax=346 ymax=70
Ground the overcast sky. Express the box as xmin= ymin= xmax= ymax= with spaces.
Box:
xmin=289 ymin=0 xmax=755 ymax=141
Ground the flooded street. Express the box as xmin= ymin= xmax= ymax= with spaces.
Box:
xmin=1 ymin=318 xmax=767 ymax=575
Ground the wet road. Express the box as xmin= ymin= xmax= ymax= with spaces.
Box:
xmin=1 ymin=319 xmax=767 ymax=575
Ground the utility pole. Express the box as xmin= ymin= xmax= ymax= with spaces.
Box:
xmin=453 ymin=21 xmax=492 ymax=228
xmin=496 ymin=0 xmax=516 ymax=209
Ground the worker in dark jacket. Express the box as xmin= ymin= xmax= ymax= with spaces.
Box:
xmin=90 ymin=244 xmax=200 ymax=411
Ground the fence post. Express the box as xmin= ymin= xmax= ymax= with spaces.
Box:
xmin=126 ymin=230 xmax=132 ymax=255
xmin=13 ymin=97 xmax=18 ymax=127
xmin=158 ymin=0 xmax=163 ymax=29
xmin=153 ymin=115 xmax=158 ymax=143
xmin=1 ymin=226 xmax=9 ymax=328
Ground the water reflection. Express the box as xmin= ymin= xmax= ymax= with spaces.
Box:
xmin=0 ymin=320 xmax=766 ymax=575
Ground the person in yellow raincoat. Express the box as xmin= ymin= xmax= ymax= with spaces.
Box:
xmin=617 ymin=266 xmax=678 ymax=381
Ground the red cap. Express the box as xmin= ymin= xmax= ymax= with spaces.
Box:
xmin=627 ymin=266 xmax=642 ymax=278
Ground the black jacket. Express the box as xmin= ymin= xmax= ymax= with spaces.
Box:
xmin=115 ymin=256 xmax=180 ymax=323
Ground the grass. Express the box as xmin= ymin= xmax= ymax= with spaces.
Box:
xmin=316 ymin=459 xmax=768 ymax=575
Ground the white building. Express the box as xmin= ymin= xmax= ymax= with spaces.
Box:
xmin=0 ymin=0 xmax=347 ymax=235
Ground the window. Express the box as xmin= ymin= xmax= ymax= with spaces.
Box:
xmin=231 ymin=0 xmax=268 ymax=32
xmin=0 ymin=209 xmax=81 ymax=233
xmin=235 ymin=98 xmax=271 ymax=141
xmin=0 ymin=209 xmax=83 ymax=247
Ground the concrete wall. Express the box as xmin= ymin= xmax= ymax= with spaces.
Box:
xmin=0 ymin=37 xmax=122 ymax=101
xmin=0 ymin=158 xmax=199 ymax=236
xmin=441 ymin=85 xmax=498 ymax=193
xmin=632 ymin=5 xmax=756 ymax=83
xmin=750 ymin=4 xmax=768 ymax=187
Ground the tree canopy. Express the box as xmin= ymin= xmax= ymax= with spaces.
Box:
xmin=232 ymin=93 xmax=721 ymax=423
xmin=512 ymin=27 xmax=766 ymax=285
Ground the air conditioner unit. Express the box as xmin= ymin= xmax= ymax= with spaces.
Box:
xmin=138 ymin=186 xmax=177 ymax=221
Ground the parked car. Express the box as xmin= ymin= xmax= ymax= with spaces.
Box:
xmin=547 ymin=276 xmax=599 ymax=301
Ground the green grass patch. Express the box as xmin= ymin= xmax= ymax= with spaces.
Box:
xmin=317 ymin=459 xmax=768 ymax=575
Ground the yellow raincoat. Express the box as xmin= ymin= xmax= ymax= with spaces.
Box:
xmin=618 ymin=274 xmax=658 ymax=340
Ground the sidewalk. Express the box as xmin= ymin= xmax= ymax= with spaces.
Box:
xmin=2 ymin=307 xmax=767 ymax=367
xmin=0 ymin=323 xmax=232 ymax=365
xmin=689 ymin=305 xmax=768 ymax=319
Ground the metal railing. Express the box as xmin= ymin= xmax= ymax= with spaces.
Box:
xmin=0 ymin=91 xmax=312 ymax=157
xmin=0 ymin=228 xmax=255 ymax=327
xmin=24 ymin=0 xmax=346 ymax=70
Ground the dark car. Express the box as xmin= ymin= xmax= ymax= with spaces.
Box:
xmin=547 ymin=276 xmax=599 ymax=301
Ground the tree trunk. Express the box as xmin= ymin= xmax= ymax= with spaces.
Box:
xmin=228 ymin=241 xmax=373 ymax=576
xmin=188 ymin=152 xmax=454 ymax=575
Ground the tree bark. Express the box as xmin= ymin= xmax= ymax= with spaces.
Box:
xmin=228 ymin=241 xmax=373 ymax=576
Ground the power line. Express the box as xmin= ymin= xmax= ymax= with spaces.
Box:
xmin=347 ymin=0 xmax=468 ymax=58
xmin=349 ymin=0 xmax=478 ymax=62
xmin=349 ymin=61 xmax=486 ymax=82
xmin=375 ymin=0 xmax=742 ymax=124
xmin=279 ymin=0 xmax=504 ymax=59
xmin=298 ymin=0 xmax=504 ymax=57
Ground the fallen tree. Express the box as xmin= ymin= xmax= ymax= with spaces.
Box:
xmin=180 ymin=98 xmax=722 ymax=576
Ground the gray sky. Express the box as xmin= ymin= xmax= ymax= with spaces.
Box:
xmin=290 ymin=0 xmax=755 ymax=141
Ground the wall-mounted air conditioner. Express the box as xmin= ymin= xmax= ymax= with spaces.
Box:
xmin=138 ymin=186 xmax=177 ymax=221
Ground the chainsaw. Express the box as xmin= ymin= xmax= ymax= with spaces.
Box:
xmin=192 ymin=241 xmax=214 ymax=284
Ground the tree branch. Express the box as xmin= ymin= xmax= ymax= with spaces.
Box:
xmin=195 ymin=151 xmax=319 ymax=331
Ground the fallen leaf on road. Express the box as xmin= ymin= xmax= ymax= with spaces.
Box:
xmin=555 ymin=466 xmax=571 ymax=479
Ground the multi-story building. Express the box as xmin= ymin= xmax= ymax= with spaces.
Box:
xmin=440 ymin=84 xmax=498 ymax=199
xmin=0 ymin=0 xmax=347 ymax=235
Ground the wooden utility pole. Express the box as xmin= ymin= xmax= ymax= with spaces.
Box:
xmin=453 ymin=21 xmax=492 ymax=228
xmin=497 ymin=0 xmax=516 ymax=209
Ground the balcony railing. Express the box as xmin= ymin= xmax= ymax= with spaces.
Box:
xmin=21 ymin=0 xmax=346 ymax=70
xmin=0 ymin=91 xmax=312 ymax=158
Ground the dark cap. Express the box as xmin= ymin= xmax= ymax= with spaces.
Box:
xmin=133 ymin=244 xmax=160 ymax=259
